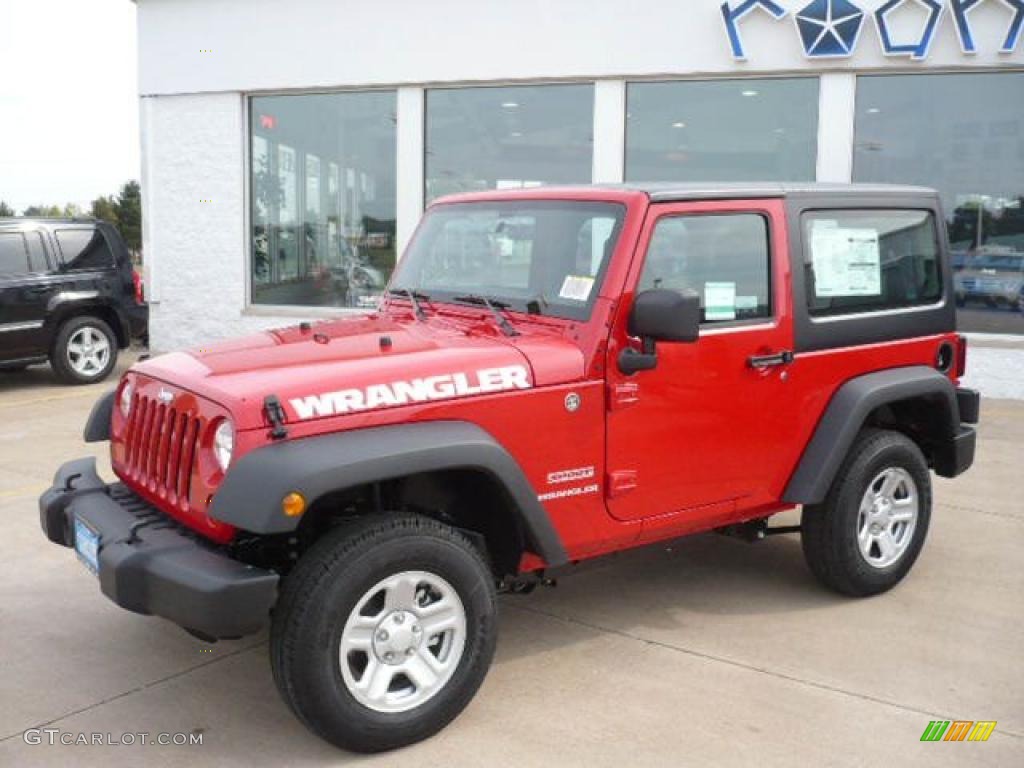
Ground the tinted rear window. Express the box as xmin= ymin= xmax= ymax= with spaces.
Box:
xmin=803 ymin=210 xmax=942 ymax=317
xmin=56 ymin=228 xmax=114 ymax=270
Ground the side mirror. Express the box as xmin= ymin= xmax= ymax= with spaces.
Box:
xmin=618 ymin=289 xmax=700 ymax=374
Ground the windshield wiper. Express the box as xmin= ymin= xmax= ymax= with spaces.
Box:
xmin=452 ymin=294 xmax=519 ymax=337
xmin=524 ymin=294 xmax=549 ymax=316
xmin=386 ymin=287 xmax=429 ymax=321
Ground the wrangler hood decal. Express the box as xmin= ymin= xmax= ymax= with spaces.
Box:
xmin=290 ymin=365 xmax=531 ymax=419
xmin=133 ymin=313 xmax=584 ymax=429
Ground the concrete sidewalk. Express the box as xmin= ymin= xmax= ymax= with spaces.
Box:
xmin=0 ymin=357 xmax=1021 ymax=767
xmin=962 ymin=333 xmax=1024 ymax=401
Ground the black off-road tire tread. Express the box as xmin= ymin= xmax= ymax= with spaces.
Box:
xmin=801 ymin=428 xmax=931 ymax=597
xmin=50 ymin=315 xmax=118 ymax=385
xmin=269 ymin=514 xmax=497 ymax=753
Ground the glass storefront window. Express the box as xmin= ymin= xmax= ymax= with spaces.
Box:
xmin=625 ymin=78 xmax=819 ymax=183
xmin=425 ymin=84 xmax=594 ymax=203
xmin=250 ymin=92 xmax=396 ymax=308
xmin=854 ymin=72 xmax=1024 ymax=334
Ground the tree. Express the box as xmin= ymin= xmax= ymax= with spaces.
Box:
xmin=90 ymin=195 xmax=119 ymax=226
xmin=115 ymin=180 xmax=142 ymax=256
xmin=22 ymin=204 xmax=62 ymax=217
xmin=0 ymin=201 xmax=14 ymax=217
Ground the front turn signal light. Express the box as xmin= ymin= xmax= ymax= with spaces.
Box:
xmin=282 ymin=491 xmax=306 ymax=518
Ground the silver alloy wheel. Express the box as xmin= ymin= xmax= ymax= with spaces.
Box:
xmin=856 ymin=467 xmax=919 ymax=569
xmin=66 ymin=326 xmax=111 ymax=377
xmin=339 ymin=570 xmax=467 ymax=714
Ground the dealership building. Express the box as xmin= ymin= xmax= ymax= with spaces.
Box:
xmin=134 ymin=0 xmax=1024 ymax=351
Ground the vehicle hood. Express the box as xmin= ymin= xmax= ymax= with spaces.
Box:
xmin=133 ymin=313 xmax=586 ymax=430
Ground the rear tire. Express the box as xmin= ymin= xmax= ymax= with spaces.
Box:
xmin=50 ymin=316 xmax=118 ymax=385
xmin=270 ymin=515 xmax=497 ymax=753
xmin=801 ymin=429 xmax=931 ymax=597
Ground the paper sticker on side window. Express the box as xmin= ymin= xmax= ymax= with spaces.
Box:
xmin=810 ymin=224 xmax=881 ymax=298
xmin=559 ymin=275 xmax=594 ymax=302
xmin=704 ymin=282 xmax=736 ymax=321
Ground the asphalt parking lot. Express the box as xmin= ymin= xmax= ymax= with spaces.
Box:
xmin=0 ymin=352 xmax=1021 ymax=767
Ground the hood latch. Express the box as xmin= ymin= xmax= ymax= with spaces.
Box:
xmin=263 ymin=395 xmax=289 ymax=440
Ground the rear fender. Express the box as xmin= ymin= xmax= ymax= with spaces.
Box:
xmin=783 ymin=366 xmax=959 ymax=505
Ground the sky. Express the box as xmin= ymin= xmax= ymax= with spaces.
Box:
xmin=0 ymin=0 xmax=139 ymax=214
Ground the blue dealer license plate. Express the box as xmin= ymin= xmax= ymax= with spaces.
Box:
xmin=74 ymin=517 xmax=100 ymax=575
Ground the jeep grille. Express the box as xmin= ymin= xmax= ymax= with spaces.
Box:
xmin=122 ymin=393 xmax=202 ymax=509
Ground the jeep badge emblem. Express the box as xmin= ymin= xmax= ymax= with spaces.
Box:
xmin=157 ymin=387 xmax=174 ymax=404
xmin=564 ymin=392 xmax=581 ymax=412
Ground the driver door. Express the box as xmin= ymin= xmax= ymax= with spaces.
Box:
xmin=604 ymin=199 xmax=798 ymax=527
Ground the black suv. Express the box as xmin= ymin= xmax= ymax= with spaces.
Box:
xmin=0 ymin=218 xmax=147 ymax=384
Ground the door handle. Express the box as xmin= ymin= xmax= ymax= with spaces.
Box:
xmin=747 ymin=350 xmax=794 ymax=369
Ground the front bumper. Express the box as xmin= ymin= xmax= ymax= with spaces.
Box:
xmin=39 ymin=457 xmax=278 ymax=639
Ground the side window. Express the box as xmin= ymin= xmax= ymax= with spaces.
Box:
xmin=56 ymin=228 xmax=114 ymax=271
xmin=0 ymin=232 xmax=30 ymax=276
xmin=638 ymin=213 xmax=771 ymax=324
xmin=803 ymin=209 xmax=941 ymax=317
xmin=26 ymin=232 xmax=50 ymax=273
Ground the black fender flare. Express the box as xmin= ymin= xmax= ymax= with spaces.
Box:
xmin=209 ymin=420 xmax=569 ymax=567
xmin=782 ymin=366 xmax=959 ymax=505
xmin=84 ymin=390 xmax=116 ymax=442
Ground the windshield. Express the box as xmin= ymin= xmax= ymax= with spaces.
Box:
xmin=391 ymin=200 xmax=626 ymax=320
xmin=973 ymin=254 xmax=1024 ymax=272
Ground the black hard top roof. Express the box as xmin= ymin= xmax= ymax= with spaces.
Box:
xmin=602 ymin=181 xmax=936 ymax=202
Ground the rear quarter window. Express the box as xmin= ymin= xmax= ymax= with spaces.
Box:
xmin=803 ymin=209 xmax=941 ymax=317
xmin=56 ymin=228 xmax=115 ymax=271
xmin=26 ymin=232 xmax=50 ymax=272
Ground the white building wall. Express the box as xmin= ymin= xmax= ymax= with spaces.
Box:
xmin=135 ymin=0 xmax=1024 ymax=352
xmin=142 ymin=92 xmax=285 ymax=352
xmin=137 ymin=0 xmax=1021 ymax=96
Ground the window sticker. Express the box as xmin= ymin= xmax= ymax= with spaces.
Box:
xmin=735 ymin=295 xmax=759 ymax=311
xmin=811 ymin=224 xmax=881 ymax=297
xmin=704 ymin=281 xmax=736 ymax=321
xmin=559 ymin=274 xmax=594 ymax=302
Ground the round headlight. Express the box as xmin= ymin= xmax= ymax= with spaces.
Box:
xmin=119 ymin=380 xmax=134 ymax=417
xmin=213 ymin=420 xmax=234 ymax=472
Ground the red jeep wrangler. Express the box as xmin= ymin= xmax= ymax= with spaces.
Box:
xmin=40 ymin=183 xmax=978 ymax=752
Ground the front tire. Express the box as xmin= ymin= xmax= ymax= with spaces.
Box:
xmin=801 ymin=429 xmax=931 ymax=597
xmin=50 ymin=316 xmax=118 ymax=384
xmin=270 ymin=515 xmax=497 ymax=753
